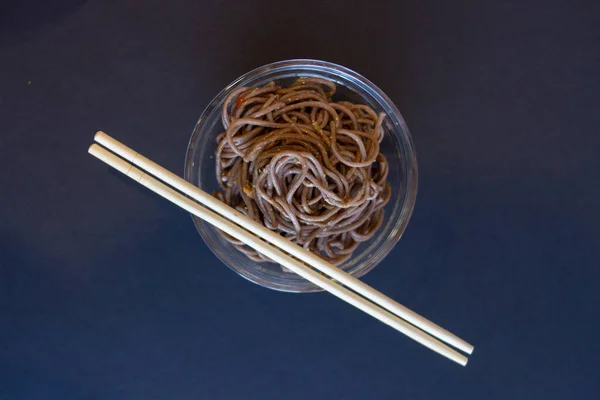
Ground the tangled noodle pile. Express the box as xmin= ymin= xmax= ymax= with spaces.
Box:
xmin=215 ymin=78 xmax=390 ymax=265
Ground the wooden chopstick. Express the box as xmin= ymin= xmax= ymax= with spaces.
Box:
xmin=88 ymin=143 xmax=468 ymax=365
xmin=94 ymin=131 xmax=474 ymax=356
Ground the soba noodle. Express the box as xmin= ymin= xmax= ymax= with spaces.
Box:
xmin=214 ymin=78 xmax=391 ymax=266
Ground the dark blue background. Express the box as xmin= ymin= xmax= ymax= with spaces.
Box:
xmin=1 ymin=0 xmax=599 ymax=398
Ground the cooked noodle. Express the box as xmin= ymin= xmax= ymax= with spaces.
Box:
xmin=214 ymin=78 xmax=391 ymax=266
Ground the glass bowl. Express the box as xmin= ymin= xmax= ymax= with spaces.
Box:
xmin=184 ymin=59 xmax=417 ymax=293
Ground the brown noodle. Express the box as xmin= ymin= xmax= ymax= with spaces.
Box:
xmin=214 ymin=78 xmax=391 ymax=266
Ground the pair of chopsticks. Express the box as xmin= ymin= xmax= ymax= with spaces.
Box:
xmin=89 ymin=131 xmax=474 ymax=366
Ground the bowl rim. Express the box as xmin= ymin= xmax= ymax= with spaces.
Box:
xmin=184 ymin=59 xmax=418 ymax=292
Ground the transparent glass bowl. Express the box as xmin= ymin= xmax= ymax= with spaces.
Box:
xmin=184 ymin=60 xmax=417 ymax=292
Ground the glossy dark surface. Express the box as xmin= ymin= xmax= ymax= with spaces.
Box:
xmin=1 ymin=1 xmax=599 ymax=398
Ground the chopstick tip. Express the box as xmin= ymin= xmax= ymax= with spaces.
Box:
xmin=95 ymin=131 xmax=106 ymax=141
xmin=88 ymin=143 xmax=99 ymax=154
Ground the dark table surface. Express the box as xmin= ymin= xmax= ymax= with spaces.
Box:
xmin=1 ymin=0 xmax=599 ymax=398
